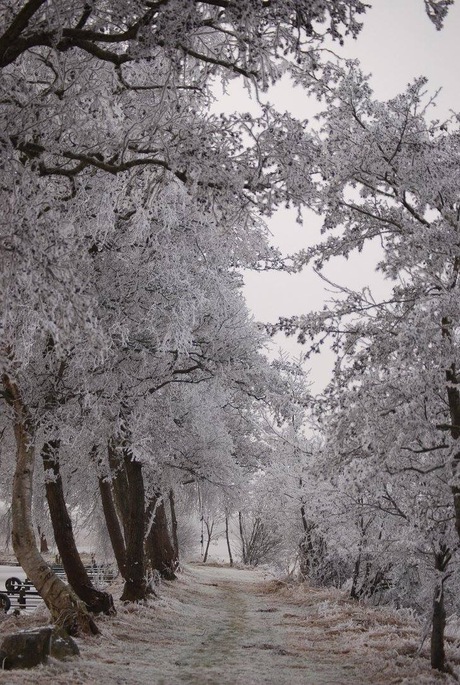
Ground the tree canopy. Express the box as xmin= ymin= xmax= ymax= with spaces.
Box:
xmin=0 ymin=0 xmax=459 ymax=673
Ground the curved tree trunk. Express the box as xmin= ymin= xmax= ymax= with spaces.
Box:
xmin=145 ymin=495 xmax=177 ymax=580
xmin=42 ymin=440 xmax=115 ymax=615
xmin=3 ymin=374 xmax=98 ymax=635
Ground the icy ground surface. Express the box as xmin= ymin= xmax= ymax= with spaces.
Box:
xmin=0 ymin=563 xmax=457 ymax=684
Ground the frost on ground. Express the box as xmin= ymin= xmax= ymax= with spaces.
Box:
xmin=0 ymin=563 xmax=457 ymax=684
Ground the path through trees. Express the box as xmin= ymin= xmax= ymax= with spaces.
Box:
xmin=0 ymin=564 xmax=455 ymax=684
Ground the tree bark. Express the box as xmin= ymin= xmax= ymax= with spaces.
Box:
xmin=202 ymin=519 xmax=214 ymax=563
xmin=350 ymin=551 xmax=363 ymax=600
xmin=38 ymin=527 xmax=49 ymax=554
xmin=2 ymin=373 xmax=98 ymax=635
xmin=431 ymin=583 xmax=447 ymax=672
xmin=238 ymin=511 xmax=247 ymax=564
xmin=98 ymin=474 xmax=127 ymax=578
xmin=225 ymin=513 xmax=233 ymax=567
xmin=169 ymin=489 xmax=179 ymax=559
xmin=299 ymin=505 xmax=316 ymax=580
xmin=431 ymin=547 xmax=451 ymax=673
xmin=120 ymin=451 xmax=149 ymax=601
xmin=145 ymin=494 xmax=177 ymax=580
xmin=42 ymin=439 xmax=115 ymax=615
xmin=107 ymin=440 xmax=131 ymax=541
xmin=442 ymin=318 xmax=460 ymax=540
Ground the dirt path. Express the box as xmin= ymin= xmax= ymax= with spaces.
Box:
xmin=155 ymin=564 xmax=455 ymax=685
xmin=165 ymin=565 xmax=361 ymax=685
xmin=0 ymin=563 xmax=455 ymax=684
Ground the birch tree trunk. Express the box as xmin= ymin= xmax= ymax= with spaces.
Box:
xmin=3 ymin=374 xmax=98 ymax=635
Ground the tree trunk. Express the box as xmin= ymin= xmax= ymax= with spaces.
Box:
xmin=431 ymin=547 xmax=451 ymax=673
xmin=446 ymin=375 xmax=460 ymax=539
xmin=350 ymin=550 xmax=363 ymax=600
xmin=120 ymin=451 xmax=148 ymax=601
xmin=38 ymin=526 xmax=49 ymax=554
xmin=42 ymin=439 xmax=115 ymax=615
xmin=442 ymin=318 xmax=460 ymax=541
xmin=299 ymin=506 xmax=316 ymax=580
xmin=431 ymin=583 xmax=447 ymax=671
xmin=2 ymin=374 xmax=98 ymax=635
xmin=145 ymin=495 xmax=177 ymax=580
xmin=238 ymin=511 xmax=247 ymax=564
xmin=107 ymin=440 xmax=131 ymax=541
xmin=98 ymin=474 xmax=127 ymax=578
xmin=169 ymin=489 xmax=179 ymax=559
xmin=202 ymin=520 xmax=214 ymax=563
xmin=225 ymin=513 xmax=233 ymax=567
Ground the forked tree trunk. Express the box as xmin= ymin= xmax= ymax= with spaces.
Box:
xmin=202 ymin=519 xmax=214 ymax=563
xmin=98 ymin=440 xmax=149 ymax=601
xmin=3 ymin=374 xmax=98 ymax=635
xmin=145 ymin=495 xmax=177 ymax=580
xmin=120 ymin=451 xmax=149 ymax=601
xmin=42 ymin=440 xmax=115 ymax=615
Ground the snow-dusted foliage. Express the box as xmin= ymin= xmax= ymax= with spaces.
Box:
xmin=0 ymin=0 xmax=457 ymax=671
xmin=269 ymin=67 xmax=460 ymax=671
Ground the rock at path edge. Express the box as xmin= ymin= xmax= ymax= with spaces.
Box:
xmin=0 ymin=626 xmax=80 ymax=669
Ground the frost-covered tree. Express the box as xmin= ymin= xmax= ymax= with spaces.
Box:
xmin=0 ymin=1 xmax=366 ymax=71
xmin=272 ymin=68 xmax=460 ymax=672
xmin=0 ymin=0 xmax=454 ymax=635
xmin=278 ymin=69 xmax=460 ymax=541
xmin=0 ymin=0 xmax=450 ymax=72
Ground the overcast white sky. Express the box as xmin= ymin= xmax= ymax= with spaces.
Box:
xmin=215 ymin=0 xmax=460 ymax=391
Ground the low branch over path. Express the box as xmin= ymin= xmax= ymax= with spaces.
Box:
xmin=0 ymin=564 xmax=457 ymax=683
